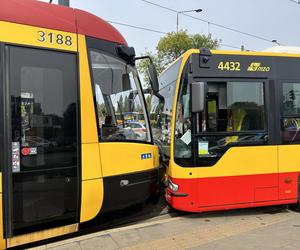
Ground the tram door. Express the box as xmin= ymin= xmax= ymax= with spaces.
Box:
xmin=6 ymin=46 xmax=79 ymax=236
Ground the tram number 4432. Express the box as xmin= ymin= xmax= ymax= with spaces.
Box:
xmin=37 ymin=31 xmax=73 ymax=46
xmin=218 ymin=61 xmax=241 ymax=71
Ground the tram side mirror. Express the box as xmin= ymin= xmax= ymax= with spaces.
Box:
xmin=148 ymin=63 xmax=159 ymax=93
xmin=134 ymin=56 xmax=159 ymax=93
xmin=191 ymin=82 xmax=207 ymax=113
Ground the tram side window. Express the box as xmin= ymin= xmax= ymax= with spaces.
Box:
xmin=204 ymin=81 xmax=266 ymax=149
xmin=153 ymin=84 xmax=176 ymax=157
xmin=281 ymin=82 xmax=300 ymax=143
xmin=89 ymin=50 xmax=150 ymax=142
xmin=221 ymin=82 xmax=265 ymax=132
xmin=174 ymin=68 xmax=191 ymax=159
xmin=150 ymin=58 xmax=182 ymax=157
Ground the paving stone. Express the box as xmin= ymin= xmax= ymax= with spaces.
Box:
xmin=110 ymin=229 xmax=141 ymax=248
xmin=38 ymin=208 xmax=300 ymax=250
xmin=79 ymin=235 xmax=119 ymax=250
xmin=136 ymin=223 xmax=171 ymax=241
xmin=48 ymin=242 xmax=81 ymax=250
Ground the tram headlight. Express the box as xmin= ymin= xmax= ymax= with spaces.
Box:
xmin=167 ymin=178 xmax=179 ymax=192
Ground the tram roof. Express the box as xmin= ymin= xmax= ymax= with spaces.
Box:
xmin=0 ymin=0 xmax=127 ymax=45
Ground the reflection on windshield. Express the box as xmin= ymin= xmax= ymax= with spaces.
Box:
xmin=148 ymin=58 xmax=183 ymax=156
xmin=90 ymin=50 xmax=150 ymax=142
xmin=149 ymin=83 xmax=176 ymax=157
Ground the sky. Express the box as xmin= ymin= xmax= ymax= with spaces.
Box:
xmin=39 ymin=0 xmax=300 ymax=56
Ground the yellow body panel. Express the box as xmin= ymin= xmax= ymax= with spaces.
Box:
xmin=168 ymin=146 xmax=278 ymax=179
xmin=0 ymin=21 xmax=77 ymax=52
xmin=100 ymin=143 xmax=159 ymax=177
xmin=78 ymin=35 xmax=104 ymax=222
xmin=153 ymin=145 xmax=160 ymax=168
xmin=78 ymin=35 xmax=98 ymax=144
xmin=81 ymin=143 xmax=102 ymax=181
xmin=278 ymin=145 xmax=300 ymax=173
xmin=80 ymin=179 xmax=103 ymax=222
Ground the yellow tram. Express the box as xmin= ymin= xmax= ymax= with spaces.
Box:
xmin=0 ymin=0 xmax=160 ymax=248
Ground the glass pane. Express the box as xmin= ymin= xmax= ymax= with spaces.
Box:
xmin=90 ymin=50 xmax=150 ymax=142
xmin=10 ymin=48 xmax=78 ymax=171
xmin=174 ymin=70 xmax=191 ymax=159
xmin=282 ymin=118 xmax=300 ymax=143
xmin=282 ymin=82 xmax=300 ymax=116
xmin=149 ymin=95 xmax=163 ymax=140
xmin=159 ymin=58 xmax=182 ymax=89
xmin=149 ymin=84 xmax=176 ymax=157
xmin=150 ymin=58 xmax=183 ymax=157
xmin=174 ymin=80 xmax=266 ymax=166
xmin=227 ymin=82 xmax=265 ymax=132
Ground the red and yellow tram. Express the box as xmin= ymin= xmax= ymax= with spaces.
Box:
xmin=0 ymin=0 xmax=160 ymax=248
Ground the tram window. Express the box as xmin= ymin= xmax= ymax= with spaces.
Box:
xmin=190 ymin=81 xmax=266 ymax=134
xmin=9 ymin=47 xmax=78 ymax=171
xmin=174 ymin=67 xmax=191 ymax=159
xmin=203 ymin=82 xmax=266 ymax=152
xmin=226 ymin=82 xmax=265 ymax=132
xmin=150 ymin=58 xmax=183 ymax=157
xmin=281 ymin=82 xmax=300 ymax=143
xmin=282 ymin=82 xmax=300 ymax=116
xmin=153 ymin=84 xmax=176 ymax=157
xmin=174 ymin=80 xmax=266 ymax=166
xmin=89 ymin=50 xmax=150 ymax=142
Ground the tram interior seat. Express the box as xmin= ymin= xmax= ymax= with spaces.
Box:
xmin=225 ymin=104 xmax=264 ymax=145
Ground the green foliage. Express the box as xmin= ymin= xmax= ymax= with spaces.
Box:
xmin=156 ymin=31 xmax=191 ymax=65
xmin=136 ymin=50 xmax=164 ymax=88
xmin=137 ymin=30 xmax=220 ymax=86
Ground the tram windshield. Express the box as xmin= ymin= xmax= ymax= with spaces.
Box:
xmin=89 ymin=50 xmax=150 ymax=142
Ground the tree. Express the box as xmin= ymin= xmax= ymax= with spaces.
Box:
xmin=137 ymin=30 xmax=220 ymax=86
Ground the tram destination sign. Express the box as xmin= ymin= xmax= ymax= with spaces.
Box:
xmin=192 ymin=53 xmax=300 ymax=80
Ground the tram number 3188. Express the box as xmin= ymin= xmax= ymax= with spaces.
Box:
xmin=37 ymin=31 xmax=73 ymax=46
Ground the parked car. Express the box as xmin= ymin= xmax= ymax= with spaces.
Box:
xmin=125 ymin=121 xmax=147 ymax=140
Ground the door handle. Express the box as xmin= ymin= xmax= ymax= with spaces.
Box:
xmin=120 ymin=180 xmax=129 ymax=187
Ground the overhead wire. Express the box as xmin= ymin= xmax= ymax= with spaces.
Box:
xmin=286 ymin=0 xmax=300 ymax=4
xmin=140 ymin=0 xmax=280 ymax=45
xmin=107 ymin=20 xmax=247 ymax=51
xmin=108 ymin=20 xmax=167 ymax=35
